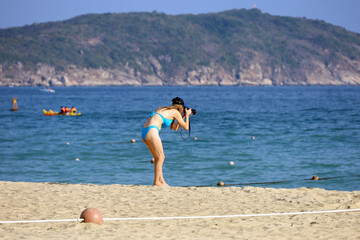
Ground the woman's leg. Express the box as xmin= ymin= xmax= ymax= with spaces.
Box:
xmin=143 ymin=129 xmax=168 ymax=187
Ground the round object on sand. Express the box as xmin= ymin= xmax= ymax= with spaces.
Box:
xmin=217 ymin=181 xmax=225 ymax=186
xmin=80 ymin=208 xmax=103 ymax=225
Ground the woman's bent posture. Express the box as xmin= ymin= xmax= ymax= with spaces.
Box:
xmin=141 ymin=97 xmax=192 ymax=187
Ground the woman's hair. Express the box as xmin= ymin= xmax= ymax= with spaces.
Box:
xmin=157 ymin=97 xmax=185 ymax=115
xmin=158 ymin=104 xmax=184 ymax=115
xmin=157 ymin=103 xmax=184 ymax=130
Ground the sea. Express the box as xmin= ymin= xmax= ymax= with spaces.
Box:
xmin=0 ymin=86 xmax=359 ymax=191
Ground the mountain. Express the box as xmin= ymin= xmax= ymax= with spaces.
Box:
xmin=0 ymin=8 xmax=360 ymax=86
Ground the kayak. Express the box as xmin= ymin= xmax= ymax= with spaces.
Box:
xmin=43 ymin=109 xmax=82 ymax=116
xmin=43 ymin=109 xmax=81 ymax=116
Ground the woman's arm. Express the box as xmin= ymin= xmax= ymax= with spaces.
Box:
xmin=173 ymin=108 xmax=191 ymax=131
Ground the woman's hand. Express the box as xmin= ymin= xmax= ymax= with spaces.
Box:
xmin=173 ymin=109 xmax=190 ymax=131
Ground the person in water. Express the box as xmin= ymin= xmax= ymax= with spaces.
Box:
xmin=142 ymin=97 xmax=193 ymax=187
xmin=71 ymin=106 xmax=77 ymax=113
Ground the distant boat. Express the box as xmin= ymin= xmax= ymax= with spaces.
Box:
xmin=39 ymin=87 xmax=55 ymax=93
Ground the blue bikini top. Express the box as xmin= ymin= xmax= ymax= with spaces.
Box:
xmin=150 ymin=111 xmax=173 ymax=127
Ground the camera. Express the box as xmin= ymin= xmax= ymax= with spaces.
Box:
xmin=186 ymin=106 xmax=196 ymax=115
xmin=172 ymin=98 xmax=196 ymax=115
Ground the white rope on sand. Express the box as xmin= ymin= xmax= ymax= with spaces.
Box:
xmin=0 ymin=209 xmax=359 ymax=224
xmin=0 ymin=218 xmax=84 ymax=224
xmin=103 ymin=209 xmax=360 ymax=221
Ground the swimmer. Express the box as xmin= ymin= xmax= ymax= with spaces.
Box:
xmin=141 ymin=97 xmax=193 ymax=187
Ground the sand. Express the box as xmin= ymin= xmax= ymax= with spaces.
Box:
xmin=0 ymin=181 xmax=359 ymax=239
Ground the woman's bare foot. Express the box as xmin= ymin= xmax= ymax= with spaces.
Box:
xmin=153 ymin=181 xmax=169 ymax=187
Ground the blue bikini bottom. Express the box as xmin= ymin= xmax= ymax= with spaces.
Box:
xmin=141 ymin=125 xmax=160 ymax=141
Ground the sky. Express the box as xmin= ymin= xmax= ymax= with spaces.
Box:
xmin=0 ymin=0 xmax=359 ymax=34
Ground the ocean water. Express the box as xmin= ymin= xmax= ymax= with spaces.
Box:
xmin=0 ymin=86 xmax=359 ymax=191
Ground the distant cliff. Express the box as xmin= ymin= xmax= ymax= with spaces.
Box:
xmin=0 ymin=9 xmax=360 ymax=86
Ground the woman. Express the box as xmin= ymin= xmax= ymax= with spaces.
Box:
xmin=142 ymin=97 xmax=193 ymax=187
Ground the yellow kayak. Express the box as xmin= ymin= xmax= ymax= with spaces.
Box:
xmin=43 ymin=109 xmax=82 ymax=116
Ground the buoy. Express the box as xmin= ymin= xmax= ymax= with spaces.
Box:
xmin=66 ymin=142 xmax=70 ymax=145
xmin=228 ymin=161 xmax=234 ymax=166
xmin=11 ymin=97 xmax=18 ymax=111
xmin=251 ymin=136 xmax=255 ymax=140
xmin=217 ymin=181 xmax=225 ymax=186
xmin=312 ymin=175 xmax=319 ymax=180
xmin=193 ymin=137 xmax=198 ymax=140
xmin=151 ymin=158 xmax=155 ymax=164
xmin=80 ymin=208 xmax=103 ymax=225
xmin=131 ymin=139 xmax=136 ymax=143
xmin=75 ymin=158 xmax=80 ymax=161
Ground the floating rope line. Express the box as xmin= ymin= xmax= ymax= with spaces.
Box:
xmin=80 ymin=140 xmax=134 ymax=145
xmin=1 ymin=209 xmax=359 ymax=224
xmin=202 ymin=175 xmax=360 ymax=187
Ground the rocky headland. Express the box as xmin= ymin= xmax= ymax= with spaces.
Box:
xmin=1 ymin=9 xmax=359 ymax=86
xmin=2 ymin=57 xmax=359 ymax=87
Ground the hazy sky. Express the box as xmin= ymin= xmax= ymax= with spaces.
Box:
xmin=0 ymin=0 xmax=359 ymax=33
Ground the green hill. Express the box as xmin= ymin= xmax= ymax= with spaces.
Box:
xmin=1 ymin=9 xmax=360 ymax=86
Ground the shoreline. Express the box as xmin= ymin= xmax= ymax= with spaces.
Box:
xmin=2 ymin=85 xmax=360 ymax=88
xmin=0 ymin=181 xmax=359 ymax=239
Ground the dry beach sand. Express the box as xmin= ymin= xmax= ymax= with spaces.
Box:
xmin=0 ymin=181 xmax=359 ymax=239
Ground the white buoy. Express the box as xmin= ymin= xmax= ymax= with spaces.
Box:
xmin=217 ymin=181 xmax=225 ymax=186
xmin=312 ymin=175 xmax=319 ymax=180
xmin=66 ymin=142 xmax=70 ymax=145
xmin=228 ymin=161 xmax=235 ymax=166
xmin=75 ymin=158 xmax=80 ymax=161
